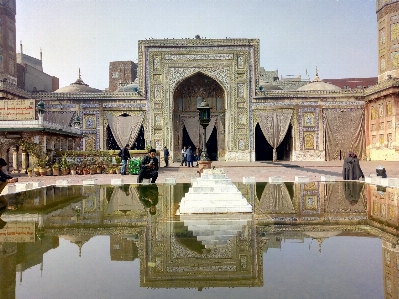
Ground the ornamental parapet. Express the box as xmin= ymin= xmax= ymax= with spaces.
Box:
xmin=0 ymin=119 xmax=81 ymax=135
xmin=364 ymin=78 xmax=399 ymax=98
xmin=0 ymin=81 xmax=32 ymax=98
xmin=254 ymin=89 xmax=364 ymax=98
xmin=31 ymin=91 xmax=144 ymax=100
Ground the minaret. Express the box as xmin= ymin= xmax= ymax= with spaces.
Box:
xmin=0 ymin=0 xmax=16 ymax=84
xmin=377 ymin=0 xmax=399 ymax=82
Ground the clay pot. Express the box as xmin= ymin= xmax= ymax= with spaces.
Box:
xmin=83 ymin=169 xmax=89 ymax=175
xmin=70 ymin=169 xmax=76 ymax=176
xmin=39 ymin=168 xmax=47 ymax=176
xmin=52 ymin=168 xmax=60 ymax=176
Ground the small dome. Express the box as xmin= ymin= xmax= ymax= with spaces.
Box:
xmin=261 ymin=84 xmax=283 ymax=91
xmin=55 ymin=70 xmax=102 ymax=93
xmin=117 ymin=82 xmax=139 ymax=92
xmin=297 ymin=71 xmax=341 ymax=91
xmin=297 ymin=81 xmax=341 ymax=91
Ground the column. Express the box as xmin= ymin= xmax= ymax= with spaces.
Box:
xmin=21 ymin=150 xmax=28 ymax=174
xmin=11 ymin=147 xmax=19 ymax=174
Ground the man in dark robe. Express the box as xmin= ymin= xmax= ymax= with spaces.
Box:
xmin=342 ymin=151 xmax=364 ymax=180
xmin=138 ymin=184 xmax=158 ymax=215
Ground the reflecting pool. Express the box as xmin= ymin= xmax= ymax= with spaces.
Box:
xmin=0 ymin=182 xmax=397 ymax=299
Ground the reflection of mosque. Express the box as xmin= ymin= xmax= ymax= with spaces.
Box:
xmin=0 ymin=182 xmax=398 ymax=294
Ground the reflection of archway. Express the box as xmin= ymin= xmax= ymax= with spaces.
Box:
xmin=173 ymin=72 xmax=225 ymax=162
xmin=255 ymin=123 xmax=292 ymax=161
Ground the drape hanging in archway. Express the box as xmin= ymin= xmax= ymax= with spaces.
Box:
xmin=106 ymin=113 xmax=144 ymax=149
xmin=181 ymin=116 xmax=200 ymax=146
xmin=181 ymin=116 xmax=217 ymax=147
xmin=324 ymin=109 xmax=365 ymax=161
xmin=256 ymin=110 xmax=293 ymax=162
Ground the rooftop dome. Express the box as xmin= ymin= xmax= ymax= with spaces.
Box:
xmin=297 ymin=70 xmax=341 ymax=91
xmin=55 ymin=69 xmax=102 ymax=93
xmin=117 ymin=79 xmax=139 ymax=92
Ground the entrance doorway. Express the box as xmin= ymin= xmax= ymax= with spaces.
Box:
xmin=173 ymin=72 xmax=225 ymax=162
xmin=255 ymin=123 xmax=292 ymax=161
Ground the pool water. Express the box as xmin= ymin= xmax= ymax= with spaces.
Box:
xmin=0 ymin=182 xmax=396 ymax=299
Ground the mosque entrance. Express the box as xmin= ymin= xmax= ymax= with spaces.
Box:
xmin=255 ymin=123 xmax=292 ymax=161
xmin=173 ymin=72 xmax=225 ymax=162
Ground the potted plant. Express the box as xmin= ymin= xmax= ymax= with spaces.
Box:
xmin=89 ymin=164 xmax=97 ymax=175
xmin=60 ymin=153 xmax=69 ymax=175
xmin=46 ymin=166 xmax=52 ymax=176
xmin=52 ymin=163 xmax=60 ymax=176
xmin=27 ymin=167 xmax=33 ymax=177
xmin=38 ymin=159 xmax=47 ymax=176
xmin=69 ymin=162 xmax=77 ymax=175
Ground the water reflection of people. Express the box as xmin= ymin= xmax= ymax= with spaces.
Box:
xmin=342 ymin=151 xmax=364 ymax=180
xmin=138 ymin=184 xmax=158 ymax=215
xmin=344 ymin=181 xmax=364 ymax=205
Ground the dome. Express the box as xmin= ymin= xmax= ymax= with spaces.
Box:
xmin=117 ymin=82 xmax=139 ymax=92
xmin=260 ymin=84 xmax=283 ymax=91
xmin=55 ymin=70 xmax=102 ymax=93
xmin=297 ymin=73 xmax=341 ymax=91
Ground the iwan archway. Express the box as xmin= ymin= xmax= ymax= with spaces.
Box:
xmin=172 ymin=72 xmax=225 ymax=161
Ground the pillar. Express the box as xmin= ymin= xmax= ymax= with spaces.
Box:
xmin=11 ymin=147 xmax=19 ymax=174
xmin=21 ymin=150 xmax=28 ymax=174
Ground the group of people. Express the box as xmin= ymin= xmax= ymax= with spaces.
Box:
xmin=180 ymin=145 xmax=201 ymax=167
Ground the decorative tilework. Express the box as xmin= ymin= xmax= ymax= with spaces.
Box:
xmin=299 ymin=108 xmax=319 ymax=150
xmin=304 ymin=132 xmax=315 ymax=149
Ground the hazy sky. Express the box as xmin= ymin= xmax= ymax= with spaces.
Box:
xmin=16 ymin=0 xmax=377 ymax=90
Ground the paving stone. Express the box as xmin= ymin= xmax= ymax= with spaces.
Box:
xmin=83 ymin=179 xmax=97 ymax=185
xmin=243 ymin=177 xmax=256 ymax=184
xmin=164 ymin=177 xmax=176 ymax=184
xmin=111 ymin=178 xmax=123 ymax=185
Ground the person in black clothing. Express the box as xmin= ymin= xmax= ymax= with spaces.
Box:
xmin=163 ymin=146 xmax=169 ymax=167
xmin=342 ymin=151 xmax=364 ymax=180
xmin=138 ymin=184 xmax=159 ymax=215
xmin=0 ymin=158 xmax=17 ymax=183
xmin=137 ymin=149 xmax=159 ymax=183
xmin=119 ymin=144 xmax=131 ymax=175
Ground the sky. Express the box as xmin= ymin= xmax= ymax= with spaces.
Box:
xmin=16 ymin=0 xmax=378 ymax=90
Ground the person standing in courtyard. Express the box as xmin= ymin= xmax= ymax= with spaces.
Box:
xmin=186 ymin=145 xmax=194 ymax=167
xmin=118 ymin=144 xmax=131 ymax=175
xmin=342 ymin=151 xmax=364 ymax=180
xmin=137 ymin=149 xmax=159 ymax=183
xmin=180 ymin=146 xmax=187 ymax=166
xmin=163 ymin=146 xmax=169 ymax=167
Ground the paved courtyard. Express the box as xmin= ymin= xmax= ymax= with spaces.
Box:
xmin=10 ymin=160 xmax=399 ymax=185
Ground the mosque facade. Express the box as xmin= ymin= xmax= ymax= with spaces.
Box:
xmin=2 ymin=0 xmax=399 ymax=163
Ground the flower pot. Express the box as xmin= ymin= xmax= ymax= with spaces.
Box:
xmin=83 ymin=169 xmax=89 ymax=175
xmin=39 ymin=168 xmax=47 ymax=176
xmin=52 ymin=168 xmax=60 ymax=176
xmin=27 ymin=170 xmax=33 ymax=177
xmin=61 ymin=168 xmax=69 ymax=176
xmin=70 ymin=169 xmax=76 ymax=176
xmin=96 ymin=167 xmax=102 ymax=174
xmin=33 ymin=167 xmax=40 ymax=177
xmin=46 ymin=168 xmax=52 ymax=176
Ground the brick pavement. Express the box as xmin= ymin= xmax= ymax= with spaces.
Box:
xmin=10 ymin=160 xmax=399 ymax=185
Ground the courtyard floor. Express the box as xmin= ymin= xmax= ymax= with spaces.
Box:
xmin=10 ymin=160 xmax=399 ymax=185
